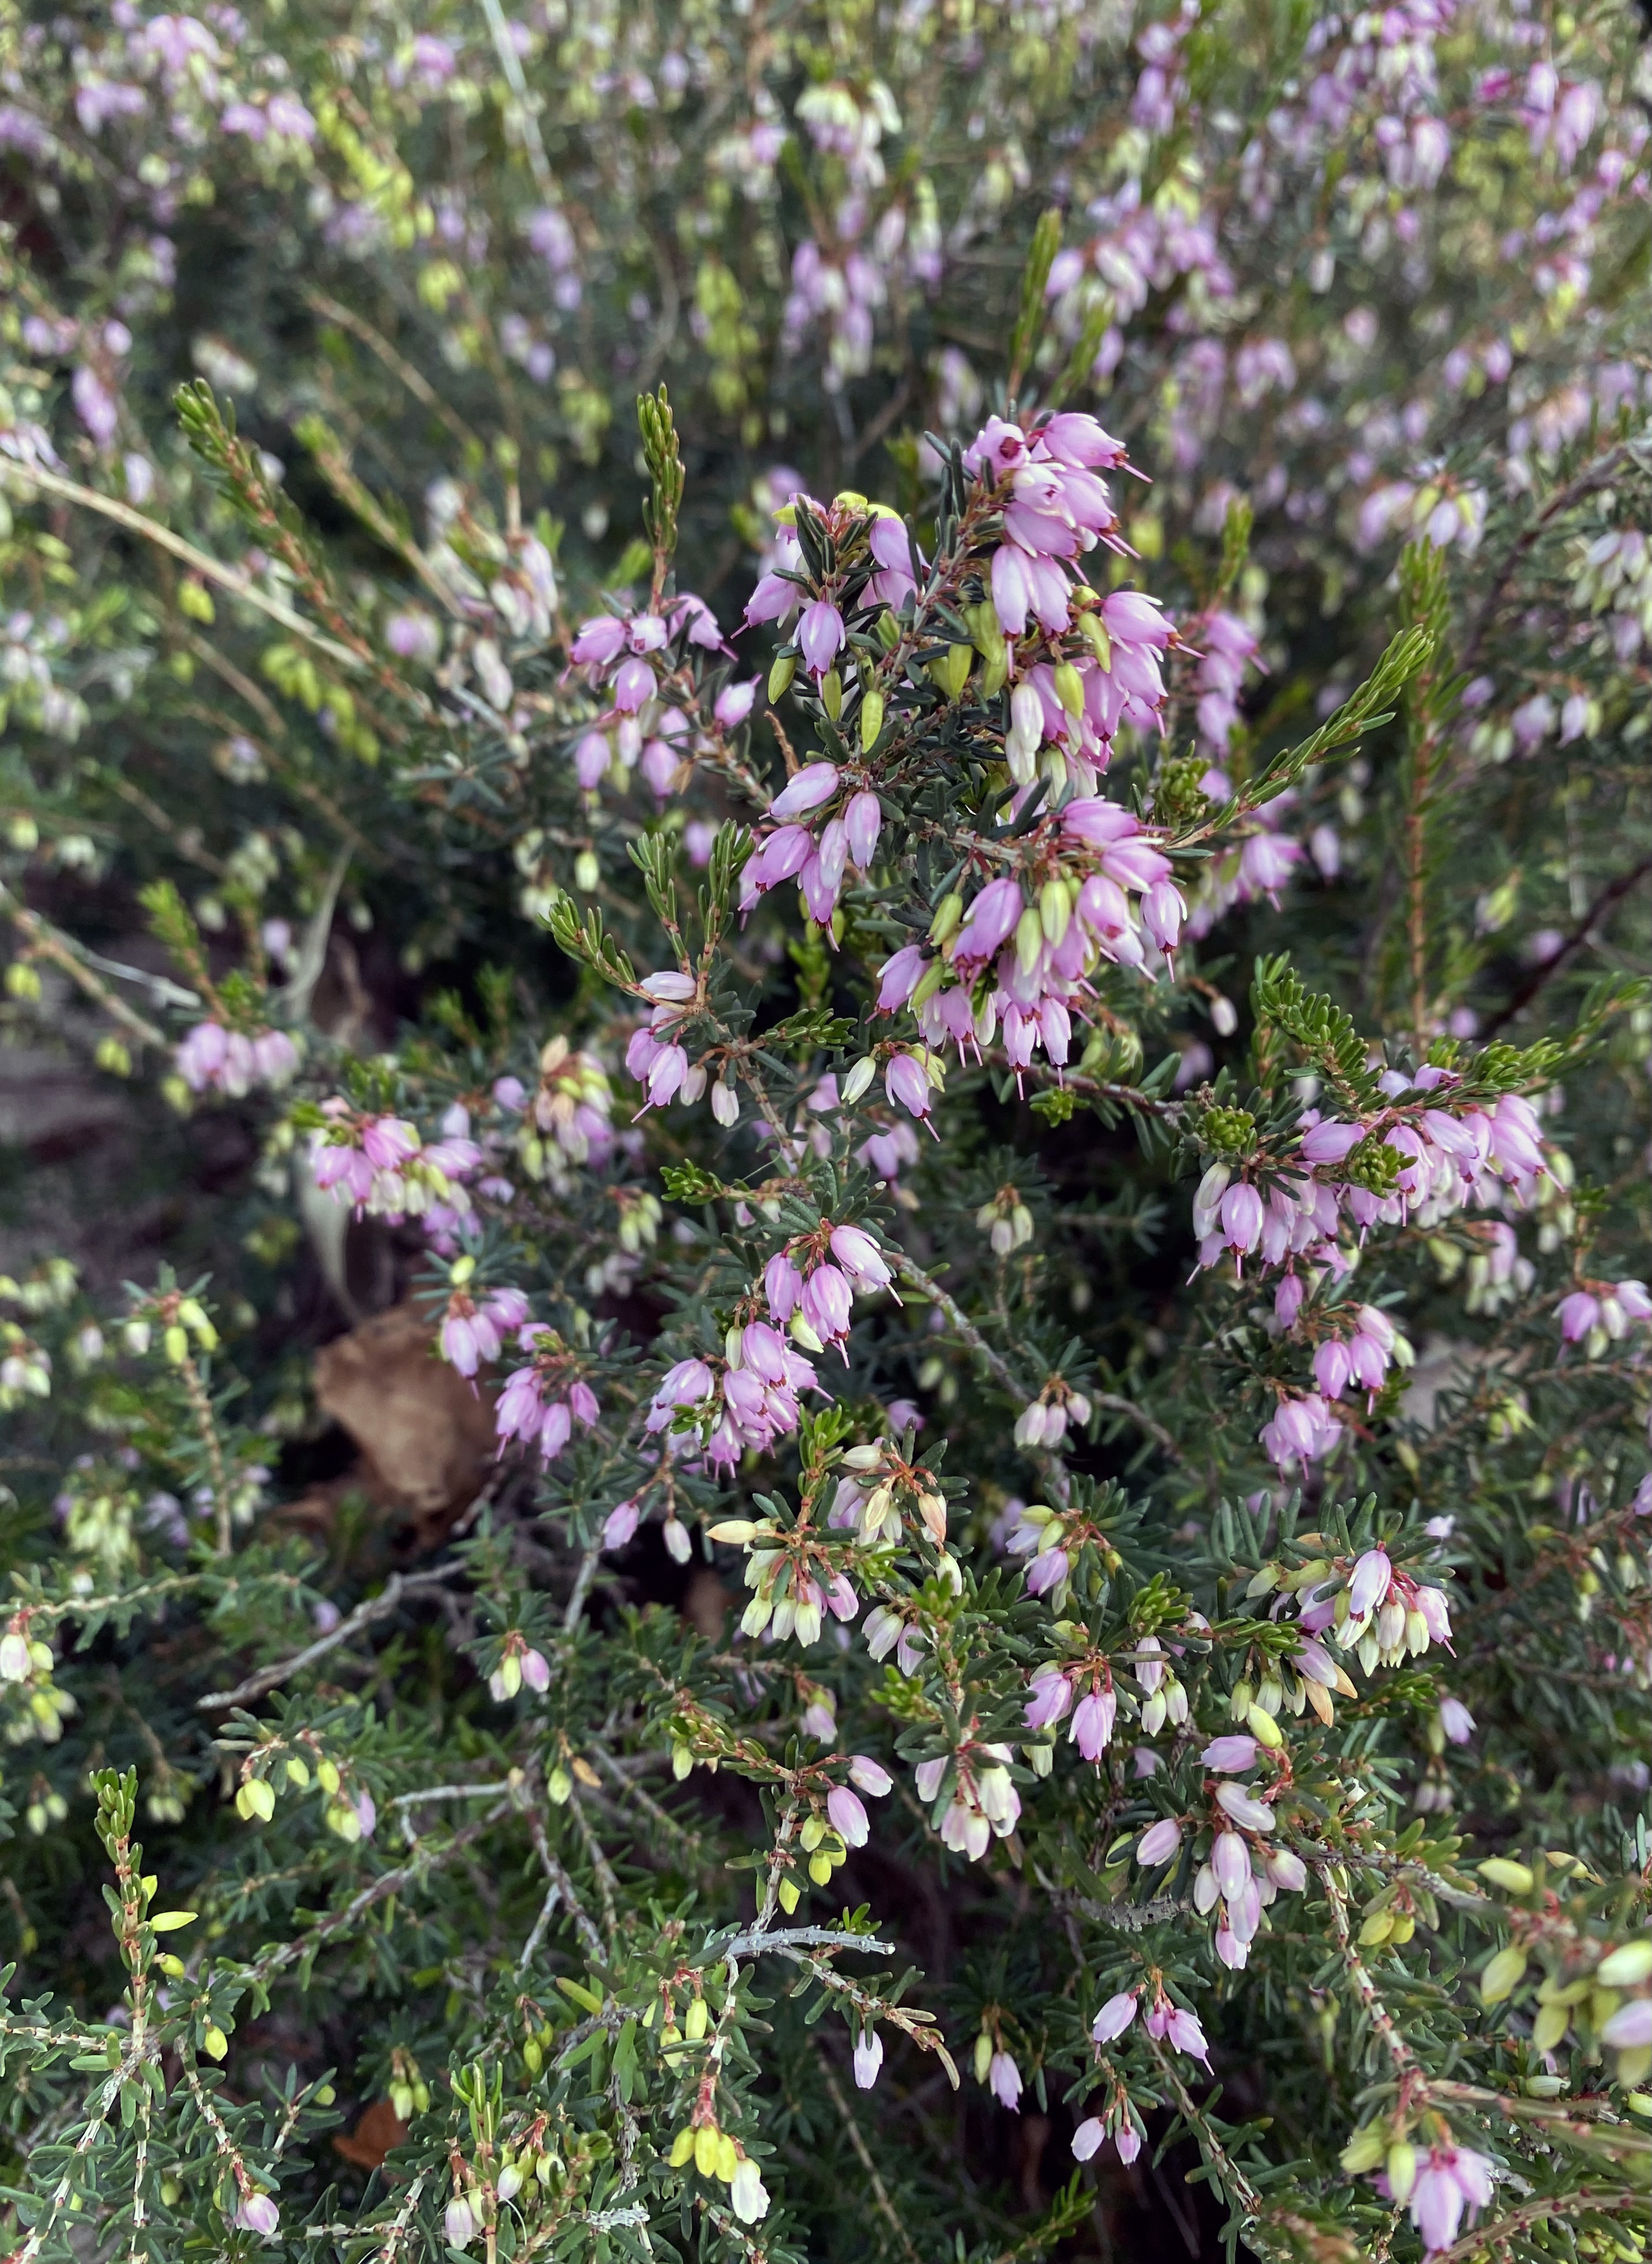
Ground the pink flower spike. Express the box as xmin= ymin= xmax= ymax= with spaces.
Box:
xmin=771 ymin=759 xmax=840 ymax=819
xmin=1091 ymin=1990 xmax=1138 ymax=2043
xmin=827 ymin=1784 xmax=869 ymax=1848
xmin=571 ymin=616 xmax=627 ymax=667
xmin=1071 ymin=2117 xmax=1104 ymax=2162
xmin=1070 ymin=1686 xmax=1117 ymax=1760
xmin=990 ymin=543 xmax=1032 ymax=635
xmin=1165 ymin=2007 xmax=1210 ymax=2064
xmin=714 ymin=678 xmax=760 ymax=728
xmin=797 ymin=598 xmax=846 ymax=677
xmin=1348 ymin=1547 xmax=1392 ymax=1619
xmin=1219 ymin=1183 xmax=1263 ymax=1256
xmin=845 ymin=789 xmax=882 ymax=867
xmin=876 ymin=944 xmax=929 ymax=1012
xmin=830 ymin=1223 xmax=893 ymax=1290
xmin=1200 ymin=1734 xmax=1258 ymax=1772
xmin=765 ymin=1252 xmax=803 ymax=1322
xmin=441 ymin=1313 xmax=480 ymax=1376
xmin=602 ymin=1499 xmax=640 ymax=1550
xmin=1299 ymin=1118 xmax=1365 ymax=1166
xmin=1137 ymin=1817 xmax=1182 ymax=1866
xmin=885 ymin=1052 xmax=935 ymax=1127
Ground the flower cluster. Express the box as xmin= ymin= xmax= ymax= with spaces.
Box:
xmin=175 ymin=1021 xmax=297 ymax=1096
xmin=7 ymin=5 xmax=1652 ymax=2261
xmin=1194 ymin=1075 xmax=1549 ymax=1302
xmin=308 ymin=1103 xmax=482 ymax=1225
xmin=645 ymin=1322 xmax=827 ymax=1472
xmin=494 ymin=1332 xmax=601 ymax=1464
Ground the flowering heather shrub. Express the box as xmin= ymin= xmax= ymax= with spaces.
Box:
xmin=3 ymin=4 xmax=1652 ymax=2262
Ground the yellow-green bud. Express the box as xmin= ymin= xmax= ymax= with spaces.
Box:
xmin=1478 ymin=1858 xmax=1535 ymax=1895
xmin=1015 ymin=906 xmax=1044 ymax=975
xmin=821 ymin=668 xmax=843 ymax=719
xmin=1075 ymin=613 xmax=1112 ymax=671
xmin=1385 ymin=2141 xmax=1417 ymax=2203
xmin=1531 ymin=2000 xmax=1571 ymax=2054
xmin=860 ymin=689 xmax=885 ymax=750
xmin=1338 ymin=2126 xmax=1386 ymax=2175
xmin=929 ymin=890 xmax=964 ymax=946
xmin=1481 ymin=1944 xmax=1528 ymax=2004
xmin=910 ymin=958 xmax=946 ymax=1012
xmin=1599 ymin=1941 xmax=1652 ymax=1988
xmin=237 ymin=1778 xmax=276 ymax=1823
xmin=1053 ymin=660 xmax=1084 ymax=717
xmin=1038 ymin=878 xmax=1071 ymax=945
xmin=768 ymin=652 xmax=796 ymax=702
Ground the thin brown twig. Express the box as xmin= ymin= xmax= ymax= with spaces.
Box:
xmin=241 ymin=1799 xmax=514 ymax=1984
xmin=1316 ymin=1861 xmax=1418 ymax=2082
xmin=301 ymin=290 xmax=482 ymax=457
xmin=1481 ymin=850 xmax=1652 ymax=1033
xmin=0 ymin=882 xmax=170 ymax=1050
xmin=817 ymin=2048 xmax=922 ymax=2264
xmin=529 ymin=1815 xmax=607 ymax=1964
xmin=0 ymin=459 xmax=366 ymax=668
xmin=1428 ymin=2187 xmax=1642 ymax=2264
xmin=197 ymin=1567 xmax=461 ymax=1709
xmin=1461 ymin=437 xmax=1650 ymax=673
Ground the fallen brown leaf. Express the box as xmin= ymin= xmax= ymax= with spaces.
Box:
xmin=297 ymin=1300 xmax=500 ymax=1548
xmin=333 ymin=2097 xmax=408 ymax=2170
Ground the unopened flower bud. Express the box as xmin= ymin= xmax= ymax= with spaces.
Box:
xmin=842 ymin=1055 xmax=876 ymax=1104
xmin=1015 ymin=906 xmax=1044 ymax=975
